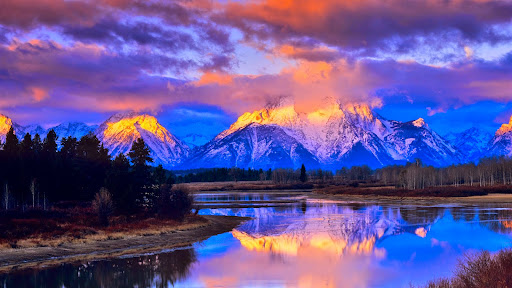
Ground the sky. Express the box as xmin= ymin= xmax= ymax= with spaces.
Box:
xmin=1 ymin=0 xmax=512 ymax=139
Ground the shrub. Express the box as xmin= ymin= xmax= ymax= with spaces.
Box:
xmin=421 ymin=249 xmax=512 ymax=288
xmin=158 ymin=184 xmax=193 ymax=221
xmin=92 ymin=188 xmax=114 ymax=226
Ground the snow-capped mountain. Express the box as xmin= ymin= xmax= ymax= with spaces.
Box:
xmin=94 ymin=112 xmax=190 ymax=168
xmin=489 ymin=116 xmax=512 ymax=157
xmin=51 ymin=122 xmax=97 ymax=141
xmin=182 ymin=99 xmax=462 ymax=169
xmin=0 ymin=114 xmax=98 ymax=144
xmin=0 ymin=114 xmax=14 ymax=143
xmin=183 ymin=123 xmax=321 ymax=169
xmin=181 ymin=133 xmax=213 ymax=148
xmin=444 ymin=128 xmax=493 ymax=162
xmin=383 ymin=118 xmax=462 ymax=166
xmin=0 ymin=114 xmax=45 ymax=141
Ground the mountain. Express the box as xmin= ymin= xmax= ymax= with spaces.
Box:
xmin=489 ymin=116 xmax=512 ymax=157
xmin=1 ymin=114 xmax=98 ymax=144
xmin=182 ymin=100 xmax=462 ymax=169
xmin=383 ymin=118 xmax=462 ymax=166
xmin=181 ymin=133 xmax=213 ymax=148
xmin=95 ymin=112 xmax=190 ymax=168
xmin=444 ymin=128 xmax=493 ymax=162
xmin=0 ymin=114 xmax=14 ymax=143
xmin=0 ymin=114 xmax=45 ymax=142
xmin=183 ymin=123 xmax=320 ymax=169
xmin=51 ymin=122 xmax=97 ymax=141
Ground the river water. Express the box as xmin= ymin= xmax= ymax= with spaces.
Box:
xmin=2 ymin=191 xmax=512 ymax=287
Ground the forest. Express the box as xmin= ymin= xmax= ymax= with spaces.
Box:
xmin=0 ymin=127 xmax=189 ymax=221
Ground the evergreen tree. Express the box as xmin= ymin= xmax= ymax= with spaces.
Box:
xmin=60 ymin=136 xmax=78 ymax=159
xmin=42 ymin=129 xmax=58 ymax=157
xmin=20 ymin=133 xmax=35 ymax=208
xmin=153 ymin=164 xmax=167 ymax=186
xmin=20 ymin=133 xmax=33 ymax=156
xmin=2 ymin=128 xmax=20 ymax=209
xmin=128 ymin=138 xmax=153 ymax=167
xmin=108 ymin=153 xmax=135 ymax=213
xmin=32 ymin=134 xmax=43 ymax=154
xmin=40 ymin=130 xmax=58 ymax=205
xmin=127 ymin=138 xmax=153 ymax=211
xmin=4 ymin=127 xmax=19 ymax=155
xmin=300 ymin=164 xmax=307 ymax=183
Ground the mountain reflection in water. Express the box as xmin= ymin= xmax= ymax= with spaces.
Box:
xmin=3 ymin=195 xmax=512 ymax=288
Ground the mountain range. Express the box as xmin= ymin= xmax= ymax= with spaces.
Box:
xmin=1 ymin=101 xmax=512 ymax=170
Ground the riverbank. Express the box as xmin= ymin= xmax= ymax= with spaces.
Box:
xmin=0 ymin=215 xmax=247 ymax=272
xmin=314 ymin=185 xmax=512 ymax=198
xmin=182 ymin=181 xmax=313 ymax=191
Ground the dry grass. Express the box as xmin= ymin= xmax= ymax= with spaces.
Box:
xmin=315 ymin=185 xmax=512 ymax=198
xmin=0 ymin=207 xmax=208 ymax=249
xmin=182 ymin=181 xmax=313 ymax=192
xmin=420 ymin=249 xmax=512 ymax=288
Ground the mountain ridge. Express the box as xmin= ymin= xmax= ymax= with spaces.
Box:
xmin=2 ymin=107 xmax=512 ymax=169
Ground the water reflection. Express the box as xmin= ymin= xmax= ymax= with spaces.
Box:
xmin=3 ymin=194 xmax=512 ymax=287
xmin=191 ymin=201 xmax=512 ymax=287
xmin=0 ymin=248 xmax=196 ymax=288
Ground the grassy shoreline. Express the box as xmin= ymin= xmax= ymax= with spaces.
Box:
xmin=0 ymin=215 xmax=248 ymax=272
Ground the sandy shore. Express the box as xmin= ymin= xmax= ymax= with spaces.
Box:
xmin=0 ymin=215 xmax=247 ymax=272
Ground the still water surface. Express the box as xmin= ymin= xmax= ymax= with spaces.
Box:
xmin=2 ymin=191 xmax=512 ymax=287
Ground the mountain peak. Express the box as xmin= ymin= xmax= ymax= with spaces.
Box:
xmin=496 ymin=116 xmax=512 ymax=136
xmin=97 ymin=112 xmax=190 ymax=167
xmin=412 ymin=118 xmax=428 ymax=128
xmin=0 ymin=114 xmax=13 ymax=140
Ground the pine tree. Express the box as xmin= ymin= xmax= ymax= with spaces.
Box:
xmin=4 ymin=127 xmax=20 ymax=208
xmin=128 ymin=138 xmax=153 ymax=167
xmin=127 ymin=138 xmax=154 ymax=211
xmin=4 ymin=127 xmax=19 ymax=155
xmin=60 ymin=136 xmax=78 ymax=159
xmin=300 ymin=164 xmax=307 ymax=183
xmin=153 ymin=164 xmax=167 ymax=186
xmin=42 ymin=129 xmax=58 ymax=157
xmin=108 ymin=153 xmax=136 ymax=213
xmin=20 ymin=133 xmax=33 ymax=156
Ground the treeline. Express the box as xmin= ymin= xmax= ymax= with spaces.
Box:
xmin=175 ymin=168 xmax=271 ymax=183
xmin=375 ymin=157 xmax=512 ymax=189
xmin=0 ymin=127 xmax=190 ymax=221
xmin=252 ymin=157 xmax=512 ymax=189
xmin=175 ymin=166 xmax=331 ymax=184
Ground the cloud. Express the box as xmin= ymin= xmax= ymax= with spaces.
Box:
xmin=214 ymin=0 xmax=512 ymax=61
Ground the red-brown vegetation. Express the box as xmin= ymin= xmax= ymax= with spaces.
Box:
xmin=422 ymin=249 xmax=512 ymax=288
xmin=0 ymin=204 xmax=207 ymax=249
xmin=316 ymin=185 xmax=512 ymax=198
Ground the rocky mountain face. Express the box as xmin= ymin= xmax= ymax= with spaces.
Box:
xmin=94 ymin=112 xmax=190 ymax=168
xmin=488 ymin=116 xmax=512 ymax=157
xmin=52 ymin=122 xmax=98 ymax=141
xmin=182 ymin=101 xmax=463 ymax=169
xmin=444 ymin=128 xmax=493 ymax=162
xmin=3 ymin=106 xmax=512 ymax=169
xmin=0 ymin=112 xmax=189 ymax=168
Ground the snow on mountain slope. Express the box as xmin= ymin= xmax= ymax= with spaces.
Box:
xmin=444 ymin=128 xmax=492 ymax=162
xmin=181 ymin=133 xmax=213 ymax=148
xmin=186 ymin=99 xmax=462 ymax=169
xmin=183 ymin=123 xmax=320 ymax=169
xmin=0 ymin=114 xmax=45 ymax=142
xmin=95 ymin=112 xmax=190 ymax=168
xmin=382 ymin=118 xmax=462 ymax=166
xmin=51 ymin=122 xmax=97 ymax=140
xmin=0 ymin=114 xmax=14 ymax=143
xmin=489 ymin=116 xmax=512 ymax=157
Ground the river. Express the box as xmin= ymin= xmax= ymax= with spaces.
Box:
xmin=2 ymin=191 xmax=512 ymax=287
